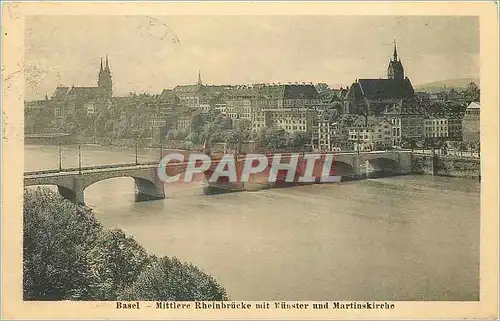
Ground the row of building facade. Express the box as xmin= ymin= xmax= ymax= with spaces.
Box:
xmin=25 ymin=44 xmax=481 ymax=151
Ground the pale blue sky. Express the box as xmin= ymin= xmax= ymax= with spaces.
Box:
xmin=25 ymin=15 xmax=479 ymax=100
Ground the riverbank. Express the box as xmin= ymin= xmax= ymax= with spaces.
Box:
xmin=412 ymin=154 xmax=481 ymax=180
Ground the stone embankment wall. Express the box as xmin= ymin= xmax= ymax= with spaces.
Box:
xmin=412 ymin=154 xmax=481 ymax=180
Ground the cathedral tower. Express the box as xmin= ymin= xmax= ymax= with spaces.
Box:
xmin=387 ymin=41 xmax=404 ymax=80
xmin=98 ymin=55 xmax=113 ymax=98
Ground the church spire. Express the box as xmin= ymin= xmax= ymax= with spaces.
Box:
xmin=98 ymin=54 xmax=112 ymax=98
xmin=393 ymin=39 xmax=398 ymax=61
xmin=197 ymin=70 xmax=202 ymax=86
xmin=387 ymin=39 xmax=404 ymax=80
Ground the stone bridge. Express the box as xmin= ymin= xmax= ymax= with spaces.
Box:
xmin=24 ymin=150 xmax=413 ymax=205
xmin=24 ymin=163 xmax=164 ymax=205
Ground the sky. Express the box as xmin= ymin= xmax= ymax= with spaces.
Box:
xmin=25 ymin=15 xmax=479 ymax=100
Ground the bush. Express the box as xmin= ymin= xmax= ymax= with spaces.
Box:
xmin=23 ymin=187 xmax=228 ymax=301
xmin=119 ymin=256 xmax=229 ymax=301
xmin=23 ymin=188 xmax=102 ymax=300
xmin=86 ymin=229 xmax=151 ymax=300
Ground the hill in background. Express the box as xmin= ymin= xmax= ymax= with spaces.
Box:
xmin=415 ymin=77 xmax=480 ymax=93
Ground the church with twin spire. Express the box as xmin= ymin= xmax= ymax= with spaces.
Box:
xmin=50 ymin=56 xmax=113 ymax=116
xmin=97 ymin=56 xmax=113 ymax=98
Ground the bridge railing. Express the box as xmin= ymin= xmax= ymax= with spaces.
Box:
xmin=24 ymin=161 xmax=160 ymax=176
xmin=24 ymin=150 xmax=414 ymax=176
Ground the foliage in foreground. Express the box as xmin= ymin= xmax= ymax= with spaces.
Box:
xmin=23 ymin=187 xmax=228 ymax=301
xmin=119 ymin=256 xmax=228 ymax=301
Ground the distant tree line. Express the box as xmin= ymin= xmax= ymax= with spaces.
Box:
xmin=23 ymin=187 xmax=228 ymax=301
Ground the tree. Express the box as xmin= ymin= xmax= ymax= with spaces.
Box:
xmin=185 ymin=132 xmax=200 ymax=144
xmin=86 ymin=229 xmax=151 ymax=300
xmin=220 ymin=117 xmax=234 ymax=130
xmin=265 ymin=128 xmax=288 ymax=150
xmin=118 ymin=256 xmax=228 ymax=301
xmin=225 ymin=129 xmax=245 ymax=153
xmin=23 ymin=187 xmax=229 ymax=301
xmin=314 ymin=83 xmax=330 ymax=94
xmin=23 ymin=188 xmax=103 ymax=300
xmin=235 ymin=119 xmax=251 ymax=132
xmin=191 ymin=112 xmax=205 ymax=134
xmin=288 ymin=132 xmax=312 ymax=151
xmin=464 ymin=82 xmax=480 ymax=103
xmin=200 ymin=121 xmax=224 ymax=146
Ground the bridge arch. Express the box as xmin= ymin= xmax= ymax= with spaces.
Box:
xmin=81 ymin=170 xmax=165 ymax=203
xmin=365 ymin=157 xmax=400 ymax=177
xmin=24 ymin=166 xmax=165 ymax=205
xmin=330 ymin=161 xmax=355 ymax=178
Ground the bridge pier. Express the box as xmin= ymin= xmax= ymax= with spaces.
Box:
xmin=134 ymin=177 xmax=165 ymax=202
xmin=351 ymin=154 xmax=362 ymax=179
xmin=398 ymin=152 xmax=414 ymax=175
xmin=57 ymin=176 xmax=85 ymax=205
xmin=57 ymin=185 xmax=84 ymax=205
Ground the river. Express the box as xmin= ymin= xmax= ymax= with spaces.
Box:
xmin=25 ymin=144 xmax=480 ymax=301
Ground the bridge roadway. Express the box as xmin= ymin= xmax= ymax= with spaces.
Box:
xmin=24 ymin=150 xmax=413 ymax=205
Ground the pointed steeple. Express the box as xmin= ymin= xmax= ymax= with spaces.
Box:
xmin=387 ymin=39 xmax=404 ymax=80
xmin=197 ymin=70 xmax=202 ymax=86
xmin=393 ymin=39 xmax=398 ymax=61
xmin=98 ymin=55 xmax=112 ymax=98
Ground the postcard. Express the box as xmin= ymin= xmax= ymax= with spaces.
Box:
xmin=2 ymin=1 xmax=498 ymax=319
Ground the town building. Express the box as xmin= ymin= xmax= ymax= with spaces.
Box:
xmin=312 ymin=114 xmax=336 ymax=152
xmin=447 ymin=115 xmax=463 ymax=141
xmin=250 ymin=84 xmax=320 ymax=134
xmin=384 ymin=102 xmax=424 ymax=146
xmin=331 ymin=115 xmax=357 ymax=151
xmin=224 ymin=87 xmax=256 ymax=121
xmin=424 ymin=117 xmax=449 ymax=139
xmin=347 ymin=115 xmax=394 ymax=151
xmin=462 ymin=101 xmax=480 ymax=142
xmin=423 ymin=114 xmax=463 ymax=142
xmin=176 ymin=113 xmax=192 ymax=132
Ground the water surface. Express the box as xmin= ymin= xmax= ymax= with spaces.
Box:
xmin=25 ymin=145 xmax=480 ymax=301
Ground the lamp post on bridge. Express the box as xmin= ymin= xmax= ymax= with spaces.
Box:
xmin=58 ymin=143 xmax=62 ymax=171
xmin=78 ymin=144 xmax=82 ymax=174
xmin=135 ymin=138 xmax=138 ymax=165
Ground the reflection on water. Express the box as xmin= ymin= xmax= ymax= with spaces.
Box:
xmin=25 ymin=145 xmax=480 ymax=301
